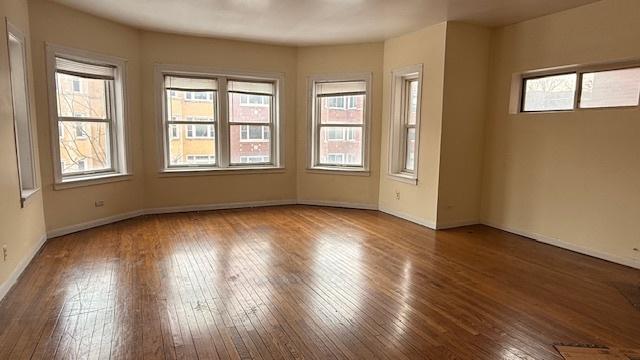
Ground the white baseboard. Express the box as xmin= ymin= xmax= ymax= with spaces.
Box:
xmin=47 ymin=199 xmax=298 ymax=238
xmin=297 ymin=199 xmax=378 ymax=210
xmin=482 ymin=220 xmax=640 ymax=270
xmin=436 ymin=219 xmax=480 ymax=230
xmin=43 ymin=200 xmax=640 ymax=270
xmin=0 ymin=234 xmax=47 ymax=303
xmin=47 ymin=209 xmax=145 ymax=239
xmin=378 ymin=206 xmax=437 ymax=230
xmin=145 ymin=199 xmax=297 ymax=215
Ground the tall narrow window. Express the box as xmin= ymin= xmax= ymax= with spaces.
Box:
xmin=389 ymin=65 xmax=422 ymax=184
xmin=164 ymin=76 xmax=218 ymax=168
xmin=48 ymin=45 xmax=129 ymax=185
xmin=158 ymin=66 xmax=282 ymax=172
xmin=228 ymin=81 xmax=274 ymax=165
xmin=7 ymin=23 xmax=38 ymax=204
xmin=309 ymin=75 xmax=370 ymax=171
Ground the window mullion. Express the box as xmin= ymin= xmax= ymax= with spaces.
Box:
xmin=219 ymin=77 xmax=230 ymax=168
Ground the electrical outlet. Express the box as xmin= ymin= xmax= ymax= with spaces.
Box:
xmin=395 ymin=191 xmax=401 ymax=200
xmin=2 ymin=245 xmax=7 ymax=262
xmin=95 ymin=200 xmax=104 ymax=207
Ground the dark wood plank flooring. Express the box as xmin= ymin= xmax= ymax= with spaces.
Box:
xmin=0 ymin=205 xmax=638 ymax=359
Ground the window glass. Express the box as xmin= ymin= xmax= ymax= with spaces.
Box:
xmin=580 ymin=67 xmax=640 ymax=108
xmin=55 ymin=73 xmax=108 ymax=119
xmin=320 ymin=95 xmax=364 ymax=124
xmin=522 ymin=73 xmax=577 ymax=112
xmin=8 ymin=30 xmax=37 ymax=195
xmin=318 ymin=127 xmax=362 ymax=166
xmin=58 ymin=121 xmax=111 ymax=174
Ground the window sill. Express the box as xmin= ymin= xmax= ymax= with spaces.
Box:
xmin=21 ymin=188 xmax=41 ymax=207
xmin=158 ymin=166 xmax=286 ymax=177
xmin=306 ymin=167 xmax=370 ymax=177
xmin=54 ymin=173 xmax=132 ymax=190
xmin=388 ymin=173 xmax=418 ymax=185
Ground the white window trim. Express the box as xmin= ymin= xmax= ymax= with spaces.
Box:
xmin=388 ymin=64 xmax=423 ymax=185
xmin=307 ymin=73 xmax=372 ymax=174
xmin=155 ymin=64 xmax=285 ymax=175
xmin=46 ymin=43 xmax=132 ymax=189
xmin=511 ymin=59 xmax=640 ymax=114
xmin=6 ymin=20 xmax=40 ymax=206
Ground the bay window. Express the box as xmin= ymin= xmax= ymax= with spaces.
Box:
xmin=158 ymin=66 xmax=282 ymax=172
xmin=308 ymin=74 xmax=371 ymax=172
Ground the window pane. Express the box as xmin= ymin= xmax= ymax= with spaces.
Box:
xmin=522 ymin=73 xmax=577 ymax=112
xmin=229 ymin=92 xmax=271 ymax=123
xmin=167 ymin=89 xmax=215 ymax=121
xmin=319 ymin=127 xmax=362 ymax=166
xmin=168 ymin=124 xmax=216 ymax=166
xmin=230 ymin=124 xmax=271 ymax=164
xmin=580 ymin=68 xmax=640 ymax=108
xmin=56 ymin=73 xmax=108 ymax=119
xmin=8 ymin=33 xmax=36 ymax=191
xmin=58 ymin=121 xmax=111 ymax=174
xmin=405 ymin=128 xmax=416 ymax=171
xmin=407 ymin=80 xmax=418 ymax=125
xmin=320 ymin=95 xmax=364 ymax=124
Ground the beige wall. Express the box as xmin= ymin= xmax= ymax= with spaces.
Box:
xmin=0 ymin=0 xmax=46 ymax=290
xmin=437 ymin=23 xmax=491 ymax=228
xmin=481 ymin=0 xmax=640 ymax=265
xmin=29 ymin=0 xmax=145 ymax=231
xmin=378 ymin=23 xmax=448 ymax=227
xmin=296 ymin=43 xmax=384 ymax=207
xmin=140 ymin=31 xmax=298 ymax=209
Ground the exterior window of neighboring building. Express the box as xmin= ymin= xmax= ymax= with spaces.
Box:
xmin=47 ymin=45 xmax=130 ymax=186
xmin=7 ymin=23 xmax=38 ymax=205
xmin=308 ymin=74 xmax=371 ymax=172
xmin=239 ymin=94 xmax=270 ymax=106
xmin=186 ymin=124 xmax=215 ymax=139
xmin=159 ymin=67 xmax=282 ymax=171
xmin=186 ymin=155 xmax=216 ymax=164
xmin=239 ymin=155 xmax=269 ymax=163
xmin=389 ymin=64 xmax=422 ymax=184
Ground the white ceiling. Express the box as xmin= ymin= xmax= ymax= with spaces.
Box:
xmin=49 ymin=0 xmax=600 ymax=45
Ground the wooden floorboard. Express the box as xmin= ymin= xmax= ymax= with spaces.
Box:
xmin=0 ymin=205 xmax=639 ymax=359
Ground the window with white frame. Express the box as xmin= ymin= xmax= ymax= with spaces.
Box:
xmin=389 ymin=65 xmax=422 ymax=183
xmin=520 ymin=64 xmax=640 ymax=112
xmin=48 ymin=45 xmax=129 ymax=184
xmin=7 ymin=23 xmax=38 ymax=204
xmin=160 ymin=68 xmax=281 ymax=171
xmin=309 ymin=75 xmax=370 ymax=171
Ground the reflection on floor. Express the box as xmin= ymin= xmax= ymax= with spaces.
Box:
xmin=0 ymin=205 xmax=639 ymax=359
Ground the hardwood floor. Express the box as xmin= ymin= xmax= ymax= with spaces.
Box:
xmin=0 ymin=205 xmax=638 ymax=359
